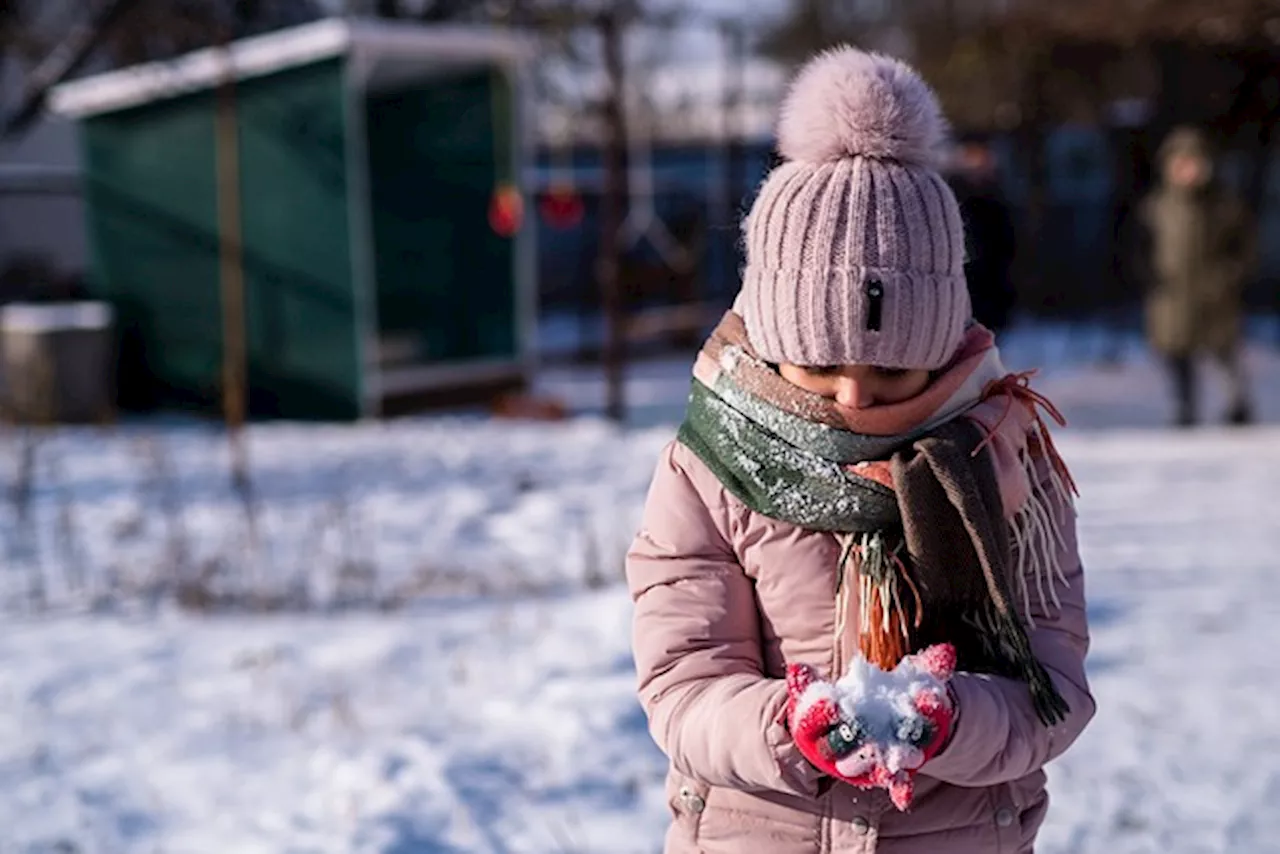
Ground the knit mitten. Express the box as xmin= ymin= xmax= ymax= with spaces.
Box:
xmin=785 ymin=644 xmax=956 ymax=810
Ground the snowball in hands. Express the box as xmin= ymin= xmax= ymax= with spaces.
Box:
xmin=786 ymin=644 xmax=956 ymax=810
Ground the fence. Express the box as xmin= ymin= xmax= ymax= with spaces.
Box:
xmin=531 ymin=128 xmax=1280 ymax=343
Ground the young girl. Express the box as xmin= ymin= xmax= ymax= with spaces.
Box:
xmin=627 ymin=48 xmax=1094 ymax=853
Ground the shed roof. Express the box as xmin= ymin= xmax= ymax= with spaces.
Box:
xmin=49 ymin=18 xmax=527 ymax=119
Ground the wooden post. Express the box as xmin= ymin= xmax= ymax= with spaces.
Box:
xmin=599 ymin=8 xmax=629 ymax=423
xmin=722 ymin=20 xmax=746 ymax=290
xmin=1018 ymin=46 xmax=1051 ymax=323
xmin=0 ymin=0 xmax=140 ymax=140
xmin=214 ymin=33 xmax=256 ymax=542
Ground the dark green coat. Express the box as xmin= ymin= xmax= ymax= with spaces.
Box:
xmin=1137 ymin=131 xmax=1256 ymax=358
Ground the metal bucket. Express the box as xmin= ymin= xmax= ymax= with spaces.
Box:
xmin=0 ymin=301 xmax=115 ymax=424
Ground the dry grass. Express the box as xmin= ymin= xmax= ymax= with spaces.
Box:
xmin=1 ymin=423 xmax=630 ymax=616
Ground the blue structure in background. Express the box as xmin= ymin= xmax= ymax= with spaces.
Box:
xmin=530 ymin=141 xmax=777 ymax=310
xmin=529 ymin=125 xmax=1277 ymax=326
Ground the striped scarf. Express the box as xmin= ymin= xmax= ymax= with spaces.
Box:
xmin=679 ymin=312 xmax=1075 ymax=725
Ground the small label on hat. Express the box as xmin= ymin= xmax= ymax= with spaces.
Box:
xmin=865 ymin=280 xmax=884 ymax=332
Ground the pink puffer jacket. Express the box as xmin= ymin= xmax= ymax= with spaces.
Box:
xmin=626 ymin=440 xmax=1095 ymax=854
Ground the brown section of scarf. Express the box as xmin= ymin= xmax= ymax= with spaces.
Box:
xmin=890 ymin=419 xmax=1070 ymax=725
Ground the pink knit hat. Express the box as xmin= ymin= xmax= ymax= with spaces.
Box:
xmin=736 ymin=47 xmax=971 ymax=370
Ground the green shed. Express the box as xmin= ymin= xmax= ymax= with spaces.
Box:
xmin=49 ymin=18 xmax=535 ymax=420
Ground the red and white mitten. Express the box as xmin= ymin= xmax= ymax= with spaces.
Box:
xmin=786 ymin=644 xmax=956 ymax=810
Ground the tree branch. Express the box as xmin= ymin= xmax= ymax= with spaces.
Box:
xmin=2 ymin=0 xmax=143 ymax=139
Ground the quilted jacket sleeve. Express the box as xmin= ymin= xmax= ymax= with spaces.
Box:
xmin=626 ymin=441 xmax=823 ymax=796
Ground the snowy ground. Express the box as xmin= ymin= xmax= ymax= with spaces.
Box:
xmin=2 ymin=328 xmax=1279 ymax=853
xmin=0 ymin=419 xmax=673 ymax=613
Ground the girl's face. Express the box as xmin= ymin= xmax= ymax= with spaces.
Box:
xmin=779 ymin=363 xmax=931 ymax=409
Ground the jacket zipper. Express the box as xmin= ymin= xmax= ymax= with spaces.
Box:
xmin=826 ymin=533 xmax=858 ymax=854
xmin=833 ymin=532 xmax=857 ymax=678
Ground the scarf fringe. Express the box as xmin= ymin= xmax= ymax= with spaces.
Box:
xmin=991 ymin=606 xmax=1072 ymax=726
xmin=976 ymin=371 xmax=1078 ymax=630
xmin=1010 ymin=424 xmax=1076 ymax=629
xmin=976 ymin=370 xmax=1079 ymax=499
xmin=854 ymin=531 xmax=921 ymax=671
xmin=964 ymin=604 xmax=1071 ymax=726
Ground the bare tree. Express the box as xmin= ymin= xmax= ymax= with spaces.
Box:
xmin=0 ymin=0 xmax=322 ymax=138
xmin=104 ymin=0 xmax=320 ymax=66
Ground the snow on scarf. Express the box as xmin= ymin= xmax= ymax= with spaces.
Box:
xmin=678 ymin=312 xmax=1076 ymax=726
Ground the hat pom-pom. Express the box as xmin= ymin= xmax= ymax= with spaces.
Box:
xmin=776 ymin=47 xmax=949 ymax=168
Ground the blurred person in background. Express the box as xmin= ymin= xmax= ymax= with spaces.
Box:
xmin=949 ymin=135 xmax=1018 ymax=334
xmin=1135 ymin=126 xmax=1256 ymax=427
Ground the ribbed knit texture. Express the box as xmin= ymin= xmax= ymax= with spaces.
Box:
xmin=738 ymin=49 xmax=972 ymax=370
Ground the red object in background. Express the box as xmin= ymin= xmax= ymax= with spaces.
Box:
xmin=539 ymin=184 xmax=585 ymax=229
xmin=490 ymin=392 xmax=569 ymax=422
xmin=488 ymin=184 xmax=524 ymax=237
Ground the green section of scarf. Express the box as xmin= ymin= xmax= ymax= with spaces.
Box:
xmin=678 ymin=379 xmax=903 ymax=534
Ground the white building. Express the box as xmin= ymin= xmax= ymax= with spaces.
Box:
xmin=0 ymin=116 xmax=86 ymax=283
